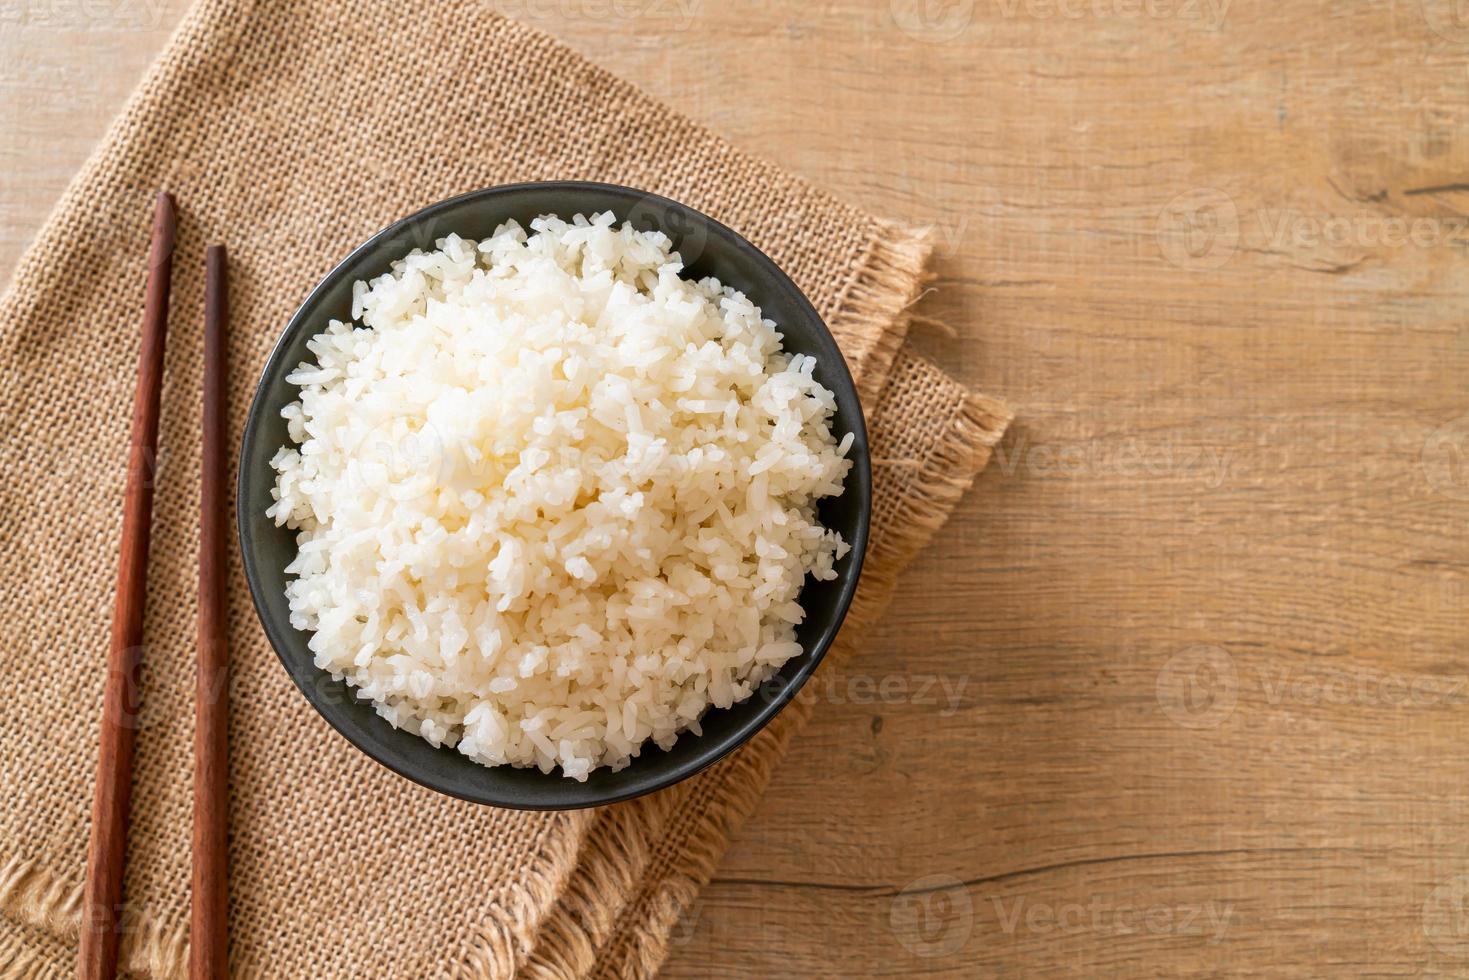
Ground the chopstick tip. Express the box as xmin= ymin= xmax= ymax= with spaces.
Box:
xmin=151 ymin=192 xmax=177 ymax=261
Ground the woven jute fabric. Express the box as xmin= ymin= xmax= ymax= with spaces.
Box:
xmin=0 ymin=1 xmax=1011 ymax=976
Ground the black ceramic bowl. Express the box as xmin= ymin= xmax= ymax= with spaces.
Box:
xmin=238 ymin=182 xmax=870 ymax=809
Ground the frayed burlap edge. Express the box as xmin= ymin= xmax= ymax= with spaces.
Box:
xmin=453 ymin=809 xmax=598 ymax=979
xmin=517 ymin=725 xmax=797 ymax=979
xmin=524 ymin=391 xmax=1013 ymax=979
xmin=0 ymin=855 xmax=184 ymax=978
xmin=833 ymin=220 xmax=932 ymax=404
xmin=514 ymin=794 xmax=679 ymax=979
xmin=2 ymin=806 xmax=603 ymax=980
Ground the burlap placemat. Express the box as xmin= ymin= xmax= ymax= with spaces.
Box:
xmin=0 ymin=1 xmax=1010 ymax=976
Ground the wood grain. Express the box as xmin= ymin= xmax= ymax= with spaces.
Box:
xmin=78 ymin=190 xmax=174 ymax=980
xmin=190 ymin=244 xmax=228 ymax=980
xmin=6 ymin=2 xmax=1468 ymax=976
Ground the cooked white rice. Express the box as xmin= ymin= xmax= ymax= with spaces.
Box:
xmin=269 ymin=212 xmax=851 ymax=780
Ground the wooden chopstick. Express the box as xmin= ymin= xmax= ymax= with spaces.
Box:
xmin=191 ymin=245 xmax=229 ymax=979
xmin=79 ymin=190 xmax=176 ymax=980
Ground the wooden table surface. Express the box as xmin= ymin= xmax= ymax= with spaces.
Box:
xmin=5 ymin=2 xmax=1467 ymax=976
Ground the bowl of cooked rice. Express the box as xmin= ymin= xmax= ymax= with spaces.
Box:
xmin=238 ymin=182 xmax=870 ymax=808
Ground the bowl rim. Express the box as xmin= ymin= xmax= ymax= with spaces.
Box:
xmin=237 ymin=180 xmax=871 ymax=808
